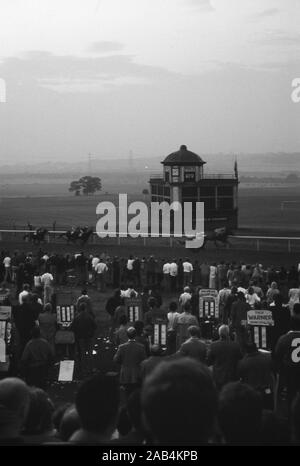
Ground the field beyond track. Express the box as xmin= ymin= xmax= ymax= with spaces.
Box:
xmin=0 ymin=185 xmax=300 ymax=265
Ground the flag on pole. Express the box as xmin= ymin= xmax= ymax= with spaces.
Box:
xmin=234 ymin=159 xmax=238 ymax=179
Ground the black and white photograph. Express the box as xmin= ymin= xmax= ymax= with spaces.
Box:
xmin=0 ymin=0 xmax=299 ymax=451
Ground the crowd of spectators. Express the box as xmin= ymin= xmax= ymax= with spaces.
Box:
xmin=0 ymin=247 xmax=300 ymax=445
xmin=1 ymin=249 xmax=299 ymax=294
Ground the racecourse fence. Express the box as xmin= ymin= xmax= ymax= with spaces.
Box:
xmin=0 ymin=229 xmax=300 ymax=253
xmin=280 ymin=200 xmax=300 ymax=211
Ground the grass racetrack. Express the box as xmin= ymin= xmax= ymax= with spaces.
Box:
xmin=0 ymin=186 xmax=300 ymax=265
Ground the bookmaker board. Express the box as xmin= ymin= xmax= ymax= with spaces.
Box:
xmin=0 ymin=306 xmax=12 ymax=371
xmin=247 ymin=309 xmax=274 ymax=350
xmin=125 ymin=297 xmax=142 ymax=322
xmin=153 ymin=320 xmax=168 ymax=348
xmin=199 ymin=289 xmax=219 ymax=319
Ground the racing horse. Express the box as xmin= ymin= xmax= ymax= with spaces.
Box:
xmin=60 ymin=226 xmax=94 ymax=246
xmin=23 ymin=227 xmax=48 ymax=245
xmin=201 ymin=226 xmax=234 ymax=249
xmin=177 ymin=226 xmax=233 ymax=250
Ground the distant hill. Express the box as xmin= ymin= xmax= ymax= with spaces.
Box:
xmin=0 ymin=152 xmax=299 ymax=177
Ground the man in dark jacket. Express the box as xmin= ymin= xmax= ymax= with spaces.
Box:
xmin=178 ymin=326 xmax=207 ymax=363
xmin=71 ymin=302 xmax=97 ymax=378
xmin=113 ymin=327 xmax=146 ymax=397
xmin=76 ymin=289 xmax=94 ymax=316
xmin=14 ymin=295 xmax=40 ymax=356
xmin=143 ymin=297 xmax=166 ymax=327
xmin=207 ymin=325 xmax=242 ymax=390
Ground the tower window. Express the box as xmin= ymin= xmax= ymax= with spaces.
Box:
xmin=184 ymin=170 xmax=195 ymax=182
xmin=172 ymin=166 xmax=179 ymax=177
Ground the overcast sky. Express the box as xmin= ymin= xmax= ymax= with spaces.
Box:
xmin=0 ymin=0 xmax=299 ymax=164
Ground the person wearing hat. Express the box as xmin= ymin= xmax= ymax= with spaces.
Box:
xmin=113 ymin=327 xmax=147 ymax=398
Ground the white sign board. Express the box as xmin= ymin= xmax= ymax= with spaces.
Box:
xmin=247 ymin=310 xmax=274 ymax=327
xmin=58 ymin=360 xmax=74 ymax=382
xmin=0 ymin=338 xmax=6 ymax=363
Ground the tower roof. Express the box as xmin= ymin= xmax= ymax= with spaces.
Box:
xmin=162 ymin=145 xmax=206 ymax=166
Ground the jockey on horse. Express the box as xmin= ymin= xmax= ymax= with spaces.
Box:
xmin=176 ymin=226 xmax=233 ymax=249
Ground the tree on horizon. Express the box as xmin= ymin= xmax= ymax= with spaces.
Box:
xmin=69 ymin=176 xmax=102 ymax=196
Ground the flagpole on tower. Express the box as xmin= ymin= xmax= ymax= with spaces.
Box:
xmin=88 ymin=153 xmax=92 ymax=175
xmin=234 ymin=157 xmax=238 ymax=180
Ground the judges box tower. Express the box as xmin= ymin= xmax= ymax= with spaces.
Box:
xmin=149 ymin=145 xmax=239 ymax=230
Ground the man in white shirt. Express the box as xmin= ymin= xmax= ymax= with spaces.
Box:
xmin=95 ymin=259 xmax=108 ymax=291
xmin=40 ymin=253 xmax=49 ymax=274
xmin=179 ymin=286 xmax=192 ymax=310
xmin=91 ymin=255 xmax=100 ymax=269
xmin=41 ymin=271 xmax=54 ymax=305
xmin=91 ymin=255 xmax=100 ymax=283
xmin=3 ymin=256 xmax=12 ymax=282
xmin=41 ymin=272 xmax=53 ymax=287
xmin=245 ymin=287 xmax=261 ymax=309
xmin=19 ymin=284 xmax=30 ymax=305
xmin=209 ymin=264 xmax=217 ymax=289
xmin=167 ymin=301 xmax=180 ymax=331
xmin=218 ymin=285 xmax=231 ymax=323
xmin=122 ymin=286 xmax=138 ymax=298
xmin=126 ymin=255 xmax=134 ymax=282
xmin=237 ymin=285 xmax=247 ymax=295
xmin=169 ymin=260 xmax=178 ymax=292
xmin=182 ymin=258 xmax=193 ymax=286
xmin=162 ymin=260 xmax=171 ymax=292
xmin=288 ymin=286 xmax=300 ymax=313
xmin=174 ymin=302 xmax=199 ymax=346
xmin=127 ymin=257 xmax=134 ymax=270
